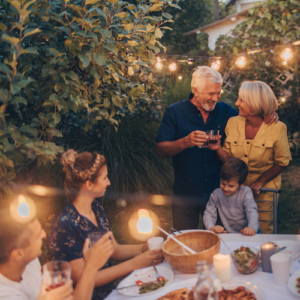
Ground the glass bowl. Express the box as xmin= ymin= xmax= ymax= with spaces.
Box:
xmin=231 ymin=247 xmax=259 ymax=274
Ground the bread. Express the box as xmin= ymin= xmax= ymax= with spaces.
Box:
xmin=156 ymin=288 xmax=189 ymax=300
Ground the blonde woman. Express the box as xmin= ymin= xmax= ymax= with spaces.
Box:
xmin=210 ymin=81 xmax=291 ymax=233
xmin=48 ymin=150 xmax=163 ymax=300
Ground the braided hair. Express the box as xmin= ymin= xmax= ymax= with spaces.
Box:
xmin=61 ymin=149 xmax=106 ymax=202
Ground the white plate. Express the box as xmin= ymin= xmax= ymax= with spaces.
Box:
xmin=256 ymin=240 xmax=300 ymax=260
xmin=222 ymin=281 xmax=265 ymax=300
xmin=288 ymin=269 xmax=300 ymax=297
xmin=117 ymin=266 xmax=174 ymax=297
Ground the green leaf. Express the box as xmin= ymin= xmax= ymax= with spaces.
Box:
xmin=112 ymin=72 xmax=119 ymax=82
xmin=11 ymin=97 xmax=27 ymax=105
xmin=128 ymin=66 xmax=134 ymax=76
xmin=128 ymin=102 xmax=135 ymax=113
xmin=115 ymin=12 xmax=128 ymax=18
xmin=0 ymin=63 xmax=11 ymax=76
xmin=112 ymin=95 xmax=123 ymax=106
xmin=15 ymin=79 xmax=35 ymax=88
xmin=93 ymin=53 xmax=106 ymax=66
xmin=52 ymin=112 xmax=61 ymax=124
xmin=128 ymin=86 xmax=144 ymax=99
xmin=126 ymin=5 xmax=135 ymax=10
xmin=86 ymin=0 xmax=98 ymax=4
xmin=169 ymin=3 xmax=181 ymax=9
xmin=20 ymin=47 xmax=38 ymax=55
xmin=104 ymin=43 xmax=118 ymax=55
xmin=46 ymin=128 xmax=63 ymax=137
xmin=128 ymin=40 xmax=138 ymax=46
xmin=20 ymin=125 xmax=38 ymax=138
xmin=2 ymin=34 xmax=19 ymax=46
xmin=23 ymin=28 xmax=41 ymax=39
xmin=0 ymin=89 xmax=9 ymax=103
xmin=103 ymin=97 xmax=110 ymax=108
xmin=162 ymin=13 xmax=172 ymax=19
xmin=66 ymin=71 xmax=79 ymax=81
xmin=155 ymin=28 xmax=163 ymax=38
xmin=146 ymin=24 xmax=155 ymax=32
xmin=100 ymin=28 xmax=112 ymax=38
xmin=123 ymin=23 xmax=134 ymax=31
xmin=78 ymin=53 xmax=91 ymax=68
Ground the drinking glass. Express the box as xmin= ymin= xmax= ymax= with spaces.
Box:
xmin=198 ymin=132 xmax=209 ymax=149
xmin=43 ymin=260 xmax=71 ymax=289
xmin=88 ymin=232 xmax=105 ymax=247
xmin=207 ymin=130 xmax=220 ymax=145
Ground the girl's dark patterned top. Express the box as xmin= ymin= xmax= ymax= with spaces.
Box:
xmin=48 ymin=200 xmax=115 ymax=300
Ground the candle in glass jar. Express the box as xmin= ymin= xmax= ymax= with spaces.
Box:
xmin=260 ymin=243 xmax=275 ymax=273
xmin=213 ymin=254 xmax=232 ymax=283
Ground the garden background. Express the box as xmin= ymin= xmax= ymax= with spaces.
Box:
xmin=1 ymin=0 xmax=300 ymax=258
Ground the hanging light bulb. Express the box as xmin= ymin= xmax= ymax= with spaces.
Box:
xmin=235 ymin=55 xmax=247 ymax=68
xmin=178 ymin=75 xmax=182 ymax=80
xmin=169 ymin=62 xmax=177 ymax=72
xmin=280 ymin=47 xmax=293 ymax=61
xmin=155 ymin=61 xmax=163 ymax=70
xmin=211 ymin=59 xmax=221 ymax=71
xmin=265 ymin=61 xmax=270 ymax=66
xmin=187 ymin=58 xmax=195 ymax=65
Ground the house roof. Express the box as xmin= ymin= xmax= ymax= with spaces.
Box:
xmin=183 ymin=8 xmax=249 ymax=36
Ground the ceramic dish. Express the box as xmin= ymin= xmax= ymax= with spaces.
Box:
xmin=288 ymin=269 xmax=300 ymax=297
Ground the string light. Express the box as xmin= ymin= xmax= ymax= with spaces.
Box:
xmin=178 ymin=75 xmax=182 ymax=80
xmin=169 ymin=62 xmax=177 ymax=72
xmin=211 ymin=59 xmax=221 ymax=71
xmin=155 ymin=61 xmax=163 ymax=70
xmin=283 ymin=61 xmax=287 ymax=65
xmin=265 ymin=61 xmax=270 ymax=66
xmin=280 ymin=47 xmax=293 ymax=61
xmin=221 ymin=89 xmax=224 ymax=94
xmin=281 ymin=97 xmax=286 ymax=102
xmin=235 ymin=56 xmax=247 ymax=68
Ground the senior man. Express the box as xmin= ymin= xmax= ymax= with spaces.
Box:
xmin=156 ymin=66 xmax=277 ymax=230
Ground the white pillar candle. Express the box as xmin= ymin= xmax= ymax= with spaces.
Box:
xmin=213 ymin=254 xmax=232 ymax=283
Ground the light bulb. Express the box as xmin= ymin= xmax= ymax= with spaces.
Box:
xmin=178 ymin=75 xmax=182 ymax=80
xmin=281 ymin=97 xmax=286 ymax=102
xmin=280 ymin=47 xmax=293 ymax=61
xmin=235 ymin=56 xmax=246 ymax=68
xmin=169 ymin=63 xmax=177 ymax=71
xmin=265 ymin=61 xmax=270 ymax=66
xmin=155 ymin=61 xmax=162 ymax=70
xmin=187 ymin=58 xmax=194 ymax=65
xmin=221 ymin=89 xmax=224 ymax=94
xmin=211 ymin=60 xmax=221 ymax=71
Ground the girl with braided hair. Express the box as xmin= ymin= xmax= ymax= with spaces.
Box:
xmin=48 ymin=150 xmax=163 ymax=300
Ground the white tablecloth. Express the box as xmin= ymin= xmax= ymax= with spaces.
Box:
xmin=105 ymin=234 xmax=300 ymax=300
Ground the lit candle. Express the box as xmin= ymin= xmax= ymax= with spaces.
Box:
xmin=260 ymin=243 xmax=275 ymax=272
xmin=213 ymin=254 xmax=232 ymax=283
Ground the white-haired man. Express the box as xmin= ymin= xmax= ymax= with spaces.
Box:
xmin=156 ymin=66 xmax=278 ymax=230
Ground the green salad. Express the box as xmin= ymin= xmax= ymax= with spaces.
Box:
xmin=232 ymin=246 xmax=259 ymax=274
xmin=139 ymin=279 xmax=168 ymax=294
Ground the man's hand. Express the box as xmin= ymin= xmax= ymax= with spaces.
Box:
xmin=132 ymin=249 xmax=163 ymax=269
xmin=38 ymin=280 xmax=74 ymax=300
xmin=241 ymin=227 xmax=256 ymax=236
xmin=82 ymin=231 xmax=114 ymax=272
xmin=263 ymin=112 xmax=279 ymax=125
xmin=184 ymin=130 xmax=208 ymax=148
xmin=249 ymin=181 xmax=263 ymax=196
xmin=209 ymin=225 xmax=227 ymax=233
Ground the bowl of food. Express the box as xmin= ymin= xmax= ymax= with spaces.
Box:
xmin=162 ymin=230 xmax=220 ymax=273
xmin=231 ymin=246 xmax=259 ymax=274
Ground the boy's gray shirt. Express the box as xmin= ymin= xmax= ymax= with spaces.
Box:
xmin=203 ymin=186 xmax=260 ymax=233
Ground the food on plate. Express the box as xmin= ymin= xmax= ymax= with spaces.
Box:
xmin=156 ymin=288 xmax=189 ymax=300
xmin=296 ymin=277 xmax=300 ymax=293
xmin=218 ymin=286 xmax=256 ymax=300
xmin=139 ymin=278 xmax=168 ymax=294
xmin=231 ymin=246 xmax=259 ymax=274
xmin=267 ymin=241 xmax=280 ymax=251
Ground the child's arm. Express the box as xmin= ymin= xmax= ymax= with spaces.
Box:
xmin=210 ymin=225 xmax=227 ymax=233
xmin=203 ymin=192 xmax=221 ymax=231
xmin=242 ymin=188 xmax=260 ymax=235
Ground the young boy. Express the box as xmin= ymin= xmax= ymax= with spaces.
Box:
xmin=203 ymin=157 xmax=260 ymax=236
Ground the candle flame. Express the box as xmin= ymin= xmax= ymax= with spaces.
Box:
xmin=137 ymin=217 xmax=153 ymax=234
xmin=17 ymin=195 xmax=30 ymax=218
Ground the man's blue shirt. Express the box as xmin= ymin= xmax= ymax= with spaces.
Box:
xmin=156 ymin=93 xmax=238 ymax=204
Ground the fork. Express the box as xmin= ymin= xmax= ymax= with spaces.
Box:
xmin=152 ymin=262 xmax=160 ymax=280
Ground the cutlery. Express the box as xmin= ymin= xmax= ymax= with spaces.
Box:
xmin=115 ymin=280 xmax=158 ymax=290
xmin=152 ymin=262 xmax=160 ymax=280
xmin=275 ymin=246 xmax=286 ymax=253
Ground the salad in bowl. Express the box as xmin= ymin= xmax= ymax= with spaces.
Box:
xmin=231 ymin=246 xmax=259 ymax=274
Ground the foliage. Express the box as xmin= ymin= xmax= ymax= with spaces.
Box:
xmin=214 ymin=0 xmax=300 ymax=134
xmin=160 ymin=0 xmax=213 ymax=54
xmin=0 ymin=0 xmax=178 ymax=196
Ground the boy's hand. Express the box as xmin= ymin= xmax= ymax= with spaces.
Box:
xmin=210 ymin=225 xmax=227 ymax=233
xmin=241 ymin=227 xmax=256 ymax=236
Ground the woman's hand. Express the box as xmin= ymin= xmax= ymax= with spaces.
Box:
xmin=208 ymin=135 xmax=222 ymax=151
xmin=241 ymin=227 xmax=256 ymax=236
xmin=82 ymin=231 xmax=114 ymax=271
xmin=209 ymin=225 xmax=227 ymax=233
xmin=38 ymin=280 xmax=74 ymax=300
xmin=263 ymin=112 xmax=279 ymax=125
xmin=132 ymin=249 xmax=163 ymax=269
xmin=249 ymin=181 xmax=263 ymax=195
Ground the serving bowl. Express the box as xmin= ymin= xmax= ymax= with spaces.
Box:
xmin=162 ymin=230 xmax=220 ymax=273
xmin=231 ymin=247 xmax=259 ymax=274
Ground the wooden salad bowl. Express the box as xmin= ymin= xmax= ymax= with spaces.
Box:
xmin=162 ymin=230 xmax=220 ymax=273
